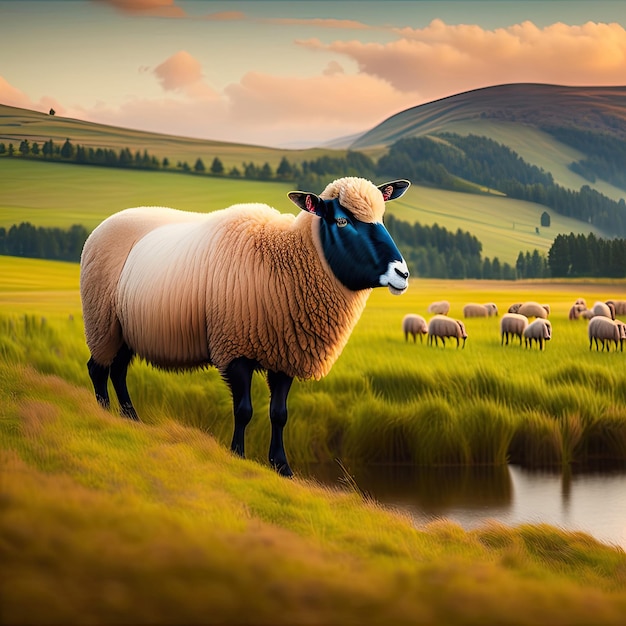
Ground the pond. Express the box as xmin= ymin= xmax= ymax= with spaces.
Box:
xmin=303 ymin=463 xmax=626 ymax=551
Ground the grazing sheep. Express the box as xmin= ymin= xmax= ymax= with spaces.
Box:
xmin=484 ymin=302 xmax=499 ymax=317
xmin=575 ymin=297 xmax=587 ymax=307
xmin=80 ymin=177 xmax=411 ymax=477
xmin=581 ymin=309 xmax=595 ymax=320
xmin=607 ymin=300 xmax=626 ymax=315
xmin=500 ymin=313 xmax=529 ymax=346
xmin=523 ymin=318 xmax=552 ymax=350
xmin=517 ymin=301 xmax=549 ymax=319
xmin=508 ymin=303 xmax=522 ymax=314
xmin=428 ymin=315 xmax=468 ymax=348
xmin=588 ymin=316 xmax=625 ymax=352
xmin=463 ymin=303 xmax=489 ymax=318
xmin=569 ymin=299 xmax=588 ymax=320
xmin=591 ymin=301 xmax=616 ymax=320
xmin=402 ymin=313 xmax=428 ymax=343
xmin=427 ymin=300 xmax=450 ymax=315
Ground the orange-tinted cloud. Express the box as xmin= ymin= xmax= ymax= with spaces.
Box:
xmin=299 ymin=19 xmax=626 ymax=100
xmin=96 ymin=0 xmax=187 ymax=18
xmin=0 ymin=76 xmax=63 ymax=114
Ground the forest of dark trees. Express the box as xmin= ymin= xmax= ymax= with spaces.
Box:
xmin=2 ymin=132 xmax=625 ymax=278
xmin=542 ymin=126 xmax=626 ymax=191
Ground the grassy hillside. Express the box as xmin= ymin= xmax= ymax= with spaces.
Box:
xmin=0 ymin=159 xmax=608 ymax=265
xmin=0 ymin=103 xmax=337 ymax=171
xmin=352 ymin=84 xmax=626 ymax=201
xmin=2 ymin=255 xmax=626 ymax=623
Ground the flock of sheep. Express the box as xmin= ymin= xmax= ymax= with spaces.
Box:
xmin=403 ymin=297 xmax=626 ymax=352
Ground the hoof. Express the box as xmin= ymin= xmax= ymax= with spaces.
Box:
xmin=272 ymin=461 xmax=293 ymax=478
xmin=120 ymin=404 xmax=140 ymax=421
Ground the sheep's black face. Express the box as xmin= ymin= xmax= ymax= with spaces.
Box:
xmin=288 ymin=180 xmax=411 ymax=294
xmin=316 ymin=199 xmax=408 ymax=292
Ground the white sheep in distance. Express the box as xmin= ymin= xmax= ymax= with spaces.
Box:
xmin=484 ymin=302 xmax=499 ymax=317
xmin=588 ymin=316 xmax=625 ymax=352
xmin=427 ymin=300 xmax=450 ymax=315
xmin=607 ymin=300 xmax=626 ymax=316
xmin=517 ymin=301 xmax=550 ymax=319
xmin=523 ymin=318 xmax=552 ymax=350
xmin=80 ymin=177 xmax=411 ymax=477
xmin=402 ymin=313 xmax=428 ymax=343
xmin=463 ymin=303 xmax=489 ymax=318
xmin=428 ymin=315 xmax=468 ymax=348
xmin=591 ymin=301 xmax=616 ymax=320
xmin=500 ymin=313 xmax=529 ymax=346
xmin=508 ymin=303 xmax=522 ymax=314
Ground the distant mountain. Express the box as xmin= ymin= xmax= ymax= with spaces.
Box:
xmin=351 ymin=83 xmax=626 ymax=149
xmin=350 ymin=83 xmax=626 ymax=203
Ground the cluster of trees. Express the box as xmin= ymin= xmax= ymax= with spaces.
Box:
xmin=543 ymin=127 xmax=626 ymax=191
xmin=380 ymin=135 xmax=626 ymax=237
xmin=0 ymin=222 xmax=88 ymax=262
xmin=385 ymin=214 xmax=517 ymax=280
xmin=547 ymin=232 xmax=626 ymax=278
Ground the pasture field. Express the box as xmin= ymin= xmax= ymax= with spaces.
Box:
xmin=2 ymin=256 xmax=626 ymax=624
xmin=1 ymin=158 xmax=611 ymax=265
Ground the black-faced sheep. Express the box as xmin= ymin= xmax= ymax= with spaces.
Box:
xmin=508 ymin=303 xmax=522 ymax=314
xmin=500 ymin=313 xmax=529 ymax=346
xmin=463 ymin=303 xmax=489 ymax=318
xmin=402 ymin=313 xmax=428 ymax=343
xmin=517 ymin=301 xmax=549 ymax=319
xmin=427 ymin=300 xmax=450 ymax=315
xmin=588 ymin=316 xmax=625 ymax=352
xmin=80 ymin=177 xmax=411 ymax=477
xmin=428 ymin=315 xmax=467 ymax=348
xmin=523 ymin=318 xmax=552 ymax=350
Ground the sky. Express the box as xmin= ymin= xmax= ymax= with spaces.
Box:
xmin=1 ymin=0 xmax=626 ymax=148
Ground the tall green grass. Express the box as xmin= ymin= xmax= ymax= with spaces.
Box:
xmin=2 ymin=256 xmax=625 ymax=471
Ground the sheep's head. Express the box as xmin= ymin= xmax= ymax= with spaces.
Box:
xmin=289 ymin=178 xmax=410 ymax=294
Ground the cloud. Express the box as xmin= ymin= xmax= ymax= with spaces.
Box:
xmin=152 ymin=51 xmax=221 ymax=101
xmin=0 ymin=76 xmax=63 ymax=114
xmin=95 ymin=0 xmax=187 ymax=18
xmin=298 ymin=19 xmax=626 ymax=100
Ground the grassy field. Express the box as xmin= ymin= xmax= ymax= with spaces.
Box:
xmin=0 ymin=158 xmax=609 ymax=265
xmin=2 ymin=255 xmax=626 ymax=624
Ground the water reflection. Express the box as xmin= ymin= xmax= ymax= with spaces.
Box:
xmin=303 ymin=462 xmax=626 ymax=550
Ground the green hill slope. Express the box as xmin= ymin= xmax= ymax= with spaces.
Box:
xmin=352 ymin=83 xmax=626 ymax=201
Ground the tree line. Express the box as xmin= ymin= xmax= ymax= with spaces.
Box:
xmin=0 ymin=223 xmax=88 ymax=262
xmin=379 ymin=135 xmax=626 ymax=237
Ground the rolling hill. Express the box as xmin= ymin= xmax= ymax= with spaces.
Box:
xmin=1 ymin=83 xmax=625 ymax=266
xmin=351 ymin=83 xmax=626 ymax=202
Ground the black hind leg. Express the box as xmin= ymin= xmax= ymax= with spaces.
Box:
xmin=88 ymin=357 xmax=110 ymax=409
xmin=224 ymin=357 xmax=256 ymax=458
xmin=109 ymin=343 xmax=139 ymax=421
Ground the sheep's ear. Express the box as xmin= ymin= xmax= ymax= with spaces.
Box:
xmin=288 ymin=191 xmax=326 ymax=218
xmin=378 ymin=180 xmax=411 ymax=201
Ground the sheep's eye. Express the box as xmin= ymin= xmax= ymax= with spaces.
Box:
xmin=336 ymin=217 xmax=348 ymax=228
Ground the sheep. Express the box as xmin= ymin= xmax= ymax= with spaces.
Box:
xmin=500 ymin=313 xmax=529 ymax=346
xmin=569 ymin=300 xmax=588 ymax=320
xmin=80 ymin=176 xmax=411 ymax=477
xmin=427 ymin=300 xmax=450 ymax=315
xmin=607 ymin=300 xmax=626 ymax=316
xmin=463 ymin=303 xmax=489 ymax=318
xmin=523 ymin=318 xmax=552 ymax=350
xmin=591 ymin=301 xmax=616 ymax=320
xmin=588 ymin=316 xmax=625 ymax=352
xmin=402 ymin=313 xmax=428 ymax=343
xmin=484 ymin=302 xmax=499 ymax=317
xmin=508 ymin=303 xmax=522 ymax=314
xmin=517 ymin=301 xmax=549 ymax=319
xmin=428 ymin=315 xmax=467 ymax=348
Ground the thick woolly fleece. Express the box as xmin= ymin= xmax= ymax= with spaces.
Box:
xmin=80 ymin=178 xmax=387 ymax=380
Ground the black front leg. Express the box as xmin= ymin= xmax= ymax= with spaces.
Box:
xmin=224 ymin=358 xmax=256 ymax=458
xmin=267 ymin=370 xmax=294 ymax=477
xmin=87 ymin=357 xmax=110 ymax=409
